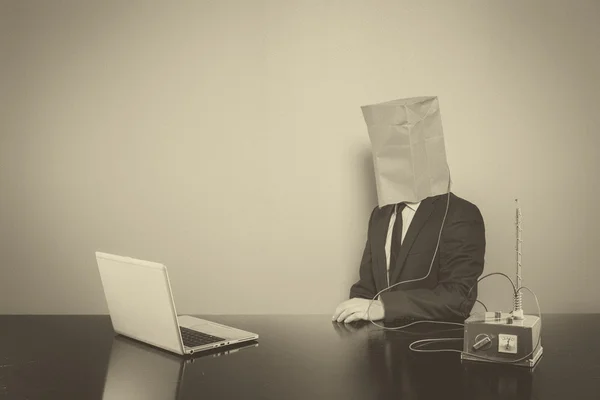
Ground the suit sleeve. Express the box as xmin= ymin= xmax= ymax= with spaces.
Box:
xmin=349 ymin=207 xmax=378 ymax=299
xmin=379 ymin=202 xmax=486 ymax=322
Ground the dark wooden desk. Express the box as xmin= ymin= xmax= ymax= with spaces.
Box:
xmin=0 ymin=314 xmax=598 ymax=399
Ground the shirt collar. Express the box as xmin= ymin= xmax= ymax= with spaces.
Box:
xmin=395 ymin=201 xmax=421 ymax=213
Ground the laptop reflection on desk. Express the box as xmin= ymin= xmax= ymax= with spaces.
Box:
xmin=101 ymin=336 xmax=258 ymax=400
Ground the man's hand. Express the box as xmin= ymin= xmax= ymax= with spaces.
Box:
xmin=332 ymin=298 xmax=385 ymax=323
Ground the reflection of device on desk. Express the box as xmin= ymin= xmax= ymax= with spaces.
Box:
xmin=102 ymin=336 xmax=258 ymax=400
xmin=461 ymin=200 xmax=543 ymax=368
xmin=462 ymin=358 xmax=534 ymax=398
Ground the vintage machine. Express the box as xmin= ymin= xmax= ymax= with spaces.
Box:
xmin=461 ymin=200 xmax=543 ymax=368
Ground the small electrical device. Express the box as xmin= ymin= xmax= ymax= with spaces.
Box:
xmin=461 ymin=200 xmax=543 ymax=368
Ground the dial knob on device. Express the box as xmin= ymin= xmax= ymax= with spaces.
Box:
xmin=473 ymin=334 xmax=492 ymax=351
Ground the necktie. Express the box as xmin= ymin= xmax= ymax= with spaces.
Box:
xmin=389 ymin=203 xmax=406 ymax=280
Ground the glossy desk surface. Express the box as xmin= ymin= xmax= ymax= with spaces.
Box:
xmin=0 ymin=314 xmax=598 ymax=399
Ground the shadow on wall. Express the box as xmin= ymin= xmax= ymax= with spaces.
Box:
xmin=360 ymin=146 xmax=378 ymax=209
xmin=339 ymin=145 xmax=378 ymax=298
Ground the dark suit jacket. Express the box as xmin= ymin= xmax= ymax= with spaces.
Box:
xmin=349 ymin=192 xmax=485 ymax=322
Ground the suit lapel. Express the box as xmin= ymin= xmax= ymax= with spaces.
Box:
xmin=389 ymin=196 xmax=439 ymax=285
xmin=372 ymin=205 xmax=394 ymax=293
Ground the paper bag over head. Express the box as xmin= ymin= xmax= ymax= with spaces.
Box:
xmin=361 ymin=96 xmax=450 ymax=208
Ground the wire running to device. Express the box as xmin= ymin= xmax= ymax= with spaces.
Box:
xmin=369 ymin=319 xmax=464 ymax=332
xmin=409 ymin=337 xmax=464 ymax=353
xmin=404 ymin=273 xmax=521 ymax=353
xmin=475 ymin=299 xmax=488 ymax=312
xmin=454 ymin=285 xmax=542 ymax=364
xmin=355 ymin=171 xmax=541 ymax=363
xmin=409 ymin=285 xmax=542 ymax=362
xmin=468 ymin=272 xmax=517 ymax=299
xmin=359 ymin=168 xmax=520 ymax=346
xmin=364 ymin=167 xmax=452 ymax=331
xmin=386 ymin=326 xmax=465 ymax=336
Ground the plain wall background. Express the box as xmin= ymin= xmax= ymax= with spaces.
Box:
xmin=1 ymin=0 xmax=599 ymax=315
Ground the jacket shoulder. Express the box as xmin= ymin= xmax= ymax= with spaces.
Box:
xmin=370 ymin=204 xmax=394 ymax=219
xmin=445 ymin=193 xmax=484 ymax=221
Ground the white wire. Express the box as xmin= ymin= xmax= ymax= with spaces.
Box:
xmin=364 ymin=166 xmax=452 ymax=330
xmin=408 ymin=338 xmax=463 ymax=353
xmin=469 ymin=272 xmax=517 ymax=298
xmin=369 ymin=319 xmax=464 ymax=331
xmin=452 ymin=285 xmax=542 ymax=363
xmin=386 ymin=326 xmax=465 ymax=336
xmin=409 ymin=286 xmax=542 ymax=362
xmin=354 ymin=170 xmax=542 ymax=362
xmin=362 ymin=273 xmax=509 ymax=332
xmin=475 ymin=299 xmax=488 ymax=312
xmin=518 ymin=286 xmax=541 ymax=318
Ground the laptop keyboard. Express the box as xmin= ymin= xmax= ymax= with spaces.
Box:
xmin=180 ymin=326 xmax=225 ymax=348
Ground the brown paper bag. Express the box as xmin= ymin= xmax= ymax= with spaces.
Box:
xmin=361 ymin=96 xmax=450 ymax=207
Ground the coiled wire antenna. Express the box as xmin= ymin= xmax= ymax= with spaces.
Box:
xmin=512 ymin=199 xmax=524 ymax=319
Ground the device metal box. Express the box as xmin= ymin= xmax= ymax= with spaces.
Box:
xmin=461 ymin=312 xmax=543 ymax=368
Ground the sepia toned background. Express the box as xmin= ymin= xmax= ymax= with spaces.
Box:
xmin=1 ymin=0 xmax=598 ymax=315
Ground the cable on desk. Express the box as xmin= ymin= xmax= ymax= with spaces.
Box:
xmin=409 ymin=338 xmax=464 ymax=353
xmin=377 ymin=325 xmax=465 ymax=336
xmin=407 ymin=286 xmax=542 ymax=363
xmin=372 ymin=319 xmax=464 ymax=331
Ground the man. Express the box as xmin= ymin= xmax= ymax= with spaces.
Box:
xmin=333 ymin=96 xmax=485 ymax=324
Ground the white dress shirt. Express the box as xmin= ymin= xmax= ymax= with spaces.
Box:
xmin=385 ymin=201 xmax=421 ymax=285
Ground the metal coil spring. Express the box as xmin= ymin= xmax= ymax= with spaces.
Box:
xmin=514 ymin=291 xmax=523 ymax=311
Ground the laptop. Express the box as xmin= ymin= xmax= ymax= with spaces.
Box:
xmin=102 ymin=335 xmax=258 ymax=400
xmin=95 ymin=251 xmax=259 ymax=356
